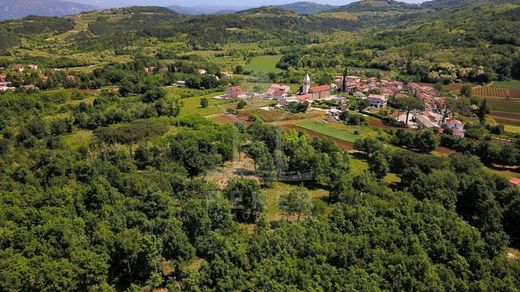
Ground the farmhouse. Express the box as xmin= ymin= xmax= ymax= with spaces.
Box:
xmin=0 ymin=81 xmax=12 ymax=92
xmin=23 ymin=84 xmax=38 ymax=91
xmin=28 ymin=64 xmax=38 ymax=70
xmin=415 ymin=112 xmax=442 ymax=129
xmin=226 ymin=86 xmax=247 ymax=99
xmin=221 ymin=71 xmax=233 ymax=78
xmin=509 ymin=178 xmax=520 ymax=186
xmin=277 ymin=93 xmax=312 ymax=106
xmin=267 ymin=84 xmax=291 ymax=99
xmin=444 ymin=119 xmax=465 ymax=137
xmin=144 ymin=67 xmax=156 ymax=73
xmin=367 ymin=94 xmax=388 ymax=108
xmin=12 ymin=64 xmax=24 ymax=72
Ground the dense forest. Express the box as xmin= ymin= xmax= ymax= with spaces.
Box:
xmin=1 ymin=0 xmax=520 ymax=290
xmin=1 ymin=87 xmax=520 ymax=290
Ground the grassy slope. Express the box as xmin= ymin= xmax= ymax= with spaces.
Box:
xmin=263 ymin=181 xmax=328 ymax=222
xmin=245 ymin=55 xmax=283 ymax=73
xmin=293 ymin=120 xmax=384 ymax=143
xmin=487 ymin=98 xmax=520 ymax=126
xmin=490 ymin=80 xmax=520 ymax=89
xmin=165 ymin=87 xmax=235 ymax=118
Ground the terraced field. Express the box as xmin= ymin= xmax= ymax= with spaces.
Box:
xmin=473 ymin=86 xmax=520 ymax=99
xmin=487 ymin=97 xmax=520 ymax=126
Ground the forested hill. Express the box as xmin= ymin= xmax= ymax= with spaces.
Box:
xmin=1 ymin=0 xmax=520 ymax=291
xmin=330 ymin=0 xmax=422 ymax=13
xmin=0 ymin=0 xmax=519 ymax=82
xmin=421 ymin=0 xmax=519 ymax=10
xmin=276 ymin=2 xmax=338 ymax=14
xmin=0 ymin=0 xmax=97 ymax=20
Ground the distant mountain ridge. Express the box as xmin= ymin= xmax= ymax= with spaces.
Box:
xmin=0 ymin=0 xmax=97 ymax=20
xmin=276 ymin=2 xmax=338 ymax=14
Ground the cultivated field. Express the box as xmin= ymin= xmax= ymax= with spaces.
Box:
xmin=244 ymin=55 xmax=283 ymax=73
xmin=487 ymin=97 xmax=520 ymax=126
xmin=473 ymin=86 xmax=520 ymax=99
xmin=286 ymin=119 xmax=387 ymax=149
xmin=442 ymin=83 xmax=464 ymax=92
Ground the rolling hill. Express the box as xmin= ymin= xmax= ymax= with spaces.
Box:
xmin=0 ymin=0 xmax=97 ymax=20
xmin=167 ymin=5 xmax=237 ymax=15
xmin=318 ymin=0 xmax=429 ymax=22
xmin=276 ymin=2 xmax=338 ymax=14
xmin=330 ymin=0 xmax=421 ymax=13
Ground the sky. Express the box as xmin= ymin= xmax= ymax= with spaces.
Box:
xmin=71 ymin=0 xmax=426 ymax=9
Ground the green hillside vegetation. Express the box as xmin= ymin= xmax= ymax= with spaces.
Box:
xmin=276 ymin=2 xmax=338 ymax=14
xmin=1 ymin=1 xmax=520 ymax=290
xmin=245 ymin=55 xmax=283 ymax=73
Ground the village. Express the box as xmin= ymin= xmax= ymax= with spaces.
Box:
xmin=0 ymin=62 xmax=466 ymax=136
xmin=216 ymin=72 xmax=466 ymax=136
xmin=0 ymin=63 xmax=79 ymax=93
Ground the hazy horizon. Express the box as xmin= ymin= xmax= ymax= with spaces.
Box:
xmin=68 ymin=0 xmax=427 ymax=9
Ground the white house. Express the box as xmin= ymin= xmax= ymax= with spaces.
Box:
xmin=367 ymin=94 xmax=388 ymax=108
xmin=415 ymin=112 xmax=441 ymax=129
xmin=12 ymin=64 xmax=24 ymax=72
xmin=0 ymin=81 xmax=12 ymax=92
xmin=445 ymin=119 xmax=465 ymax=137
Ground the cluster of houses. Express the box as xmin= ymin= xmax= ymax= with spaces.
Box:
xmin=264 ymin=74 xmax=337 ymax=106
xmin=218 ymin=73 xmax=466 ymax=136
xmin=335 ymin=75 xmax=404 ymax=108
xmin=220 ymin=74 xmax=340 ymax=105
xmin=403 ymin=83 xmax=465 ymax=136
xmin=0 ymin=74 xmax=13 ymax=92
xmin=0 ymin=63 xmax=77 ymax=92
xmin=144 ymin=65 xmax=234 ymax=89
xmin=1 ymin=64 xmax=42 ymax=92
xmin=0 ymin=64 xmax=40 ymax=92
xmin=334 ymin=74 xmax=465 ymax=136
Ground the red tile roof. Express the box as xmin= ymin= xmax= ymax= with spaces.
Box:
xmin=509 ymin=178 xmax=520 ymax=186
xmin=297 ymin=94 xmax=312 ymax=101
xmin=448 ymin=119 xmax=463 ymax=126
xmin=309 ymin=85 xmax=331 ymax=93
xmin=228 ymin=86 xmax=245 ymax=96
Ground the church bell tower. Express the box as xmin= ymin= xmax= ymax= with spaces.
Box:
xmin=303 ymin=73 xmax=311 ymax=94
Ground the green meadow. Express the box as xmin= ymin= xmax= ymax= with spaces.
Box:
xmin=245 ymin=55 xmax=284 ymax=73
